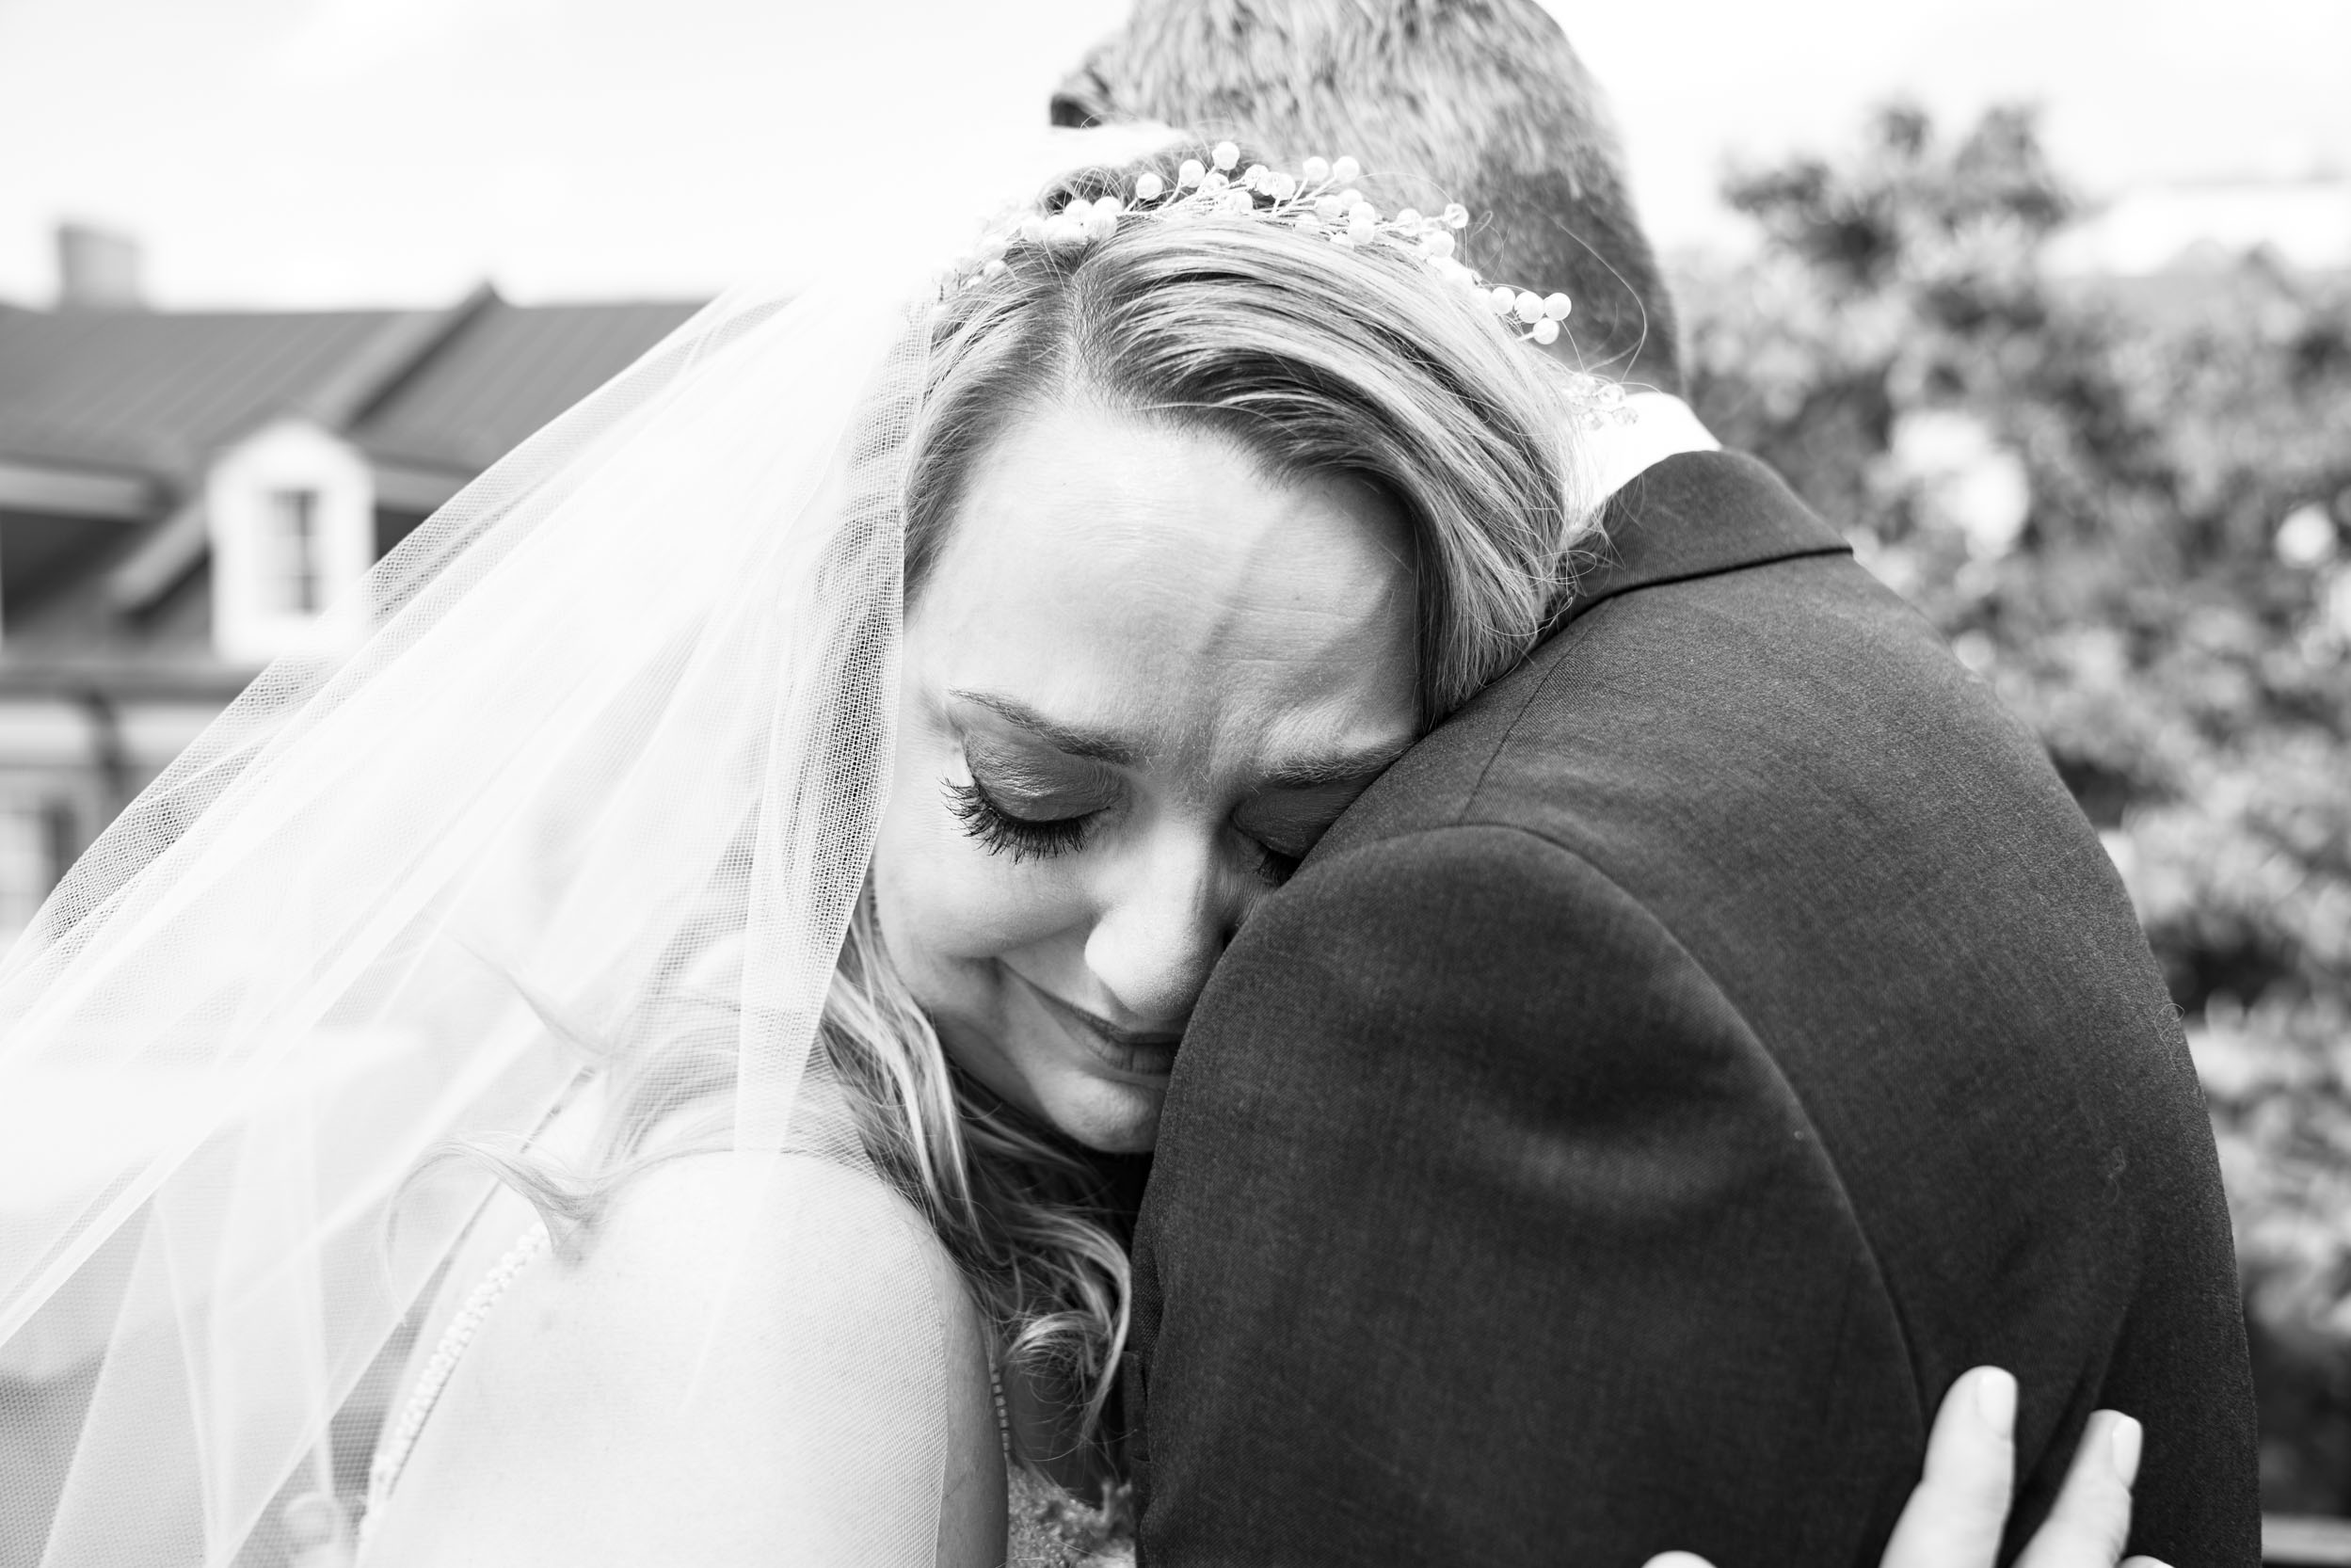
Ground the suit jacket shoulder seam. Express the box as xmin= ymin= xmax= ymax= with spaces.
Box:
xmin=1454 ymin=634 xmax=1593 ymax=826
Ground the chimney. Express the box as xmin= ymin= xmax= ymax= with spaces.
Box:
xmin=56 ymin=222 xmax=144 ymax=310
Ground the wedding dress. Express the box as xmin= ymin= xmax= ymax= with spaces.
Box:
xmin=0 ymin=125 xmax=1170 ymax=1568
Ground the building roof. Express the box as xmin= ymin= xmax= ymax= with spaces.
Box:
xmin=0 ymin=289 xmax=705 ymax=490
xmin=352 ymin=299 xmax=701 ymax=475
xmin=0 ymin=307 xmax=402 ymax=481
xmin=0 ymin=286 xmax=707 ymax=682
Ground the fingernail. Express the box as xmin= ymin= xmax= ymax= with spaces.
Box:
xmin=1975 ymin=1368 xmax=2017 ymax=1433
xmin=2110 ymin=1413 xmax=2143 ymax=1485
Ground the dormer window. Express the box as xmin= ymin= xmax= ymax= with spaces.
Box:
xmin=205 ymin=421 xmax=374 ymax=664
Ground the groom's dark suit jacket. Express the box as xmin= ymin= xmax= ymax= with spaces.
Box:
xmin=1126 ymin=451 xmax=2258 ymax=1566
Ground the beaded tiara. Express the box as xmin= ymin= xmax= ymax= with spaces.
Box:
xmin=944 ymin=141 xmax=1631 ymax=426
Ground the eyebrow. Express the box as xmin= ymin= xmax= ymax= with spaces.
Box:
xmin=950 ymin=688 xmax=1412 ymax=789
xmin=1256 ymin=740 xmax=1414 ymax=791
xmin=951 ymin=690 xmax=1143 ymax=767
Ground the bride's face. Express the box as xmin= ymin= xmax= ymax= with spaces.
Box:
xmin=873 ymin=401 xmax=1419 ymax=1153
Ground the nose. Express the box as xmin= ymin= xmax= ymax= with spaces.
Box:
xmin=1083 ymin=824 xmax=1239 ymax=1026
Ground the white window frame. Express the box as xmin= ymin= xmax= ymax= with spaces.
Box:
xmin=206 ymin=420 xmax=374 ymax=664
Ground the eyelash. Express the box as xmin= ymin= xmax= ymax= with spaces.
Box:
xmin=944 ymin=776 xmax=1305 ymax=887
xmin=944 ymin=776 xmax=1093 ymax=863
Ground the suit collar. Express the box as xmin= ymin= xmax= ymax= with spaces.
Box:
xmin=1561 ymin=450 xmax=1851 ymax=623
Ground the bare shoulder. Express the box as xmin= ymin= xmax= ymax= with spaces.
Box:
xmin=564 ymin=1152 xmax=983 ymax=1351
xmin=368 ymin=1154 xmax=1004 ymax=1566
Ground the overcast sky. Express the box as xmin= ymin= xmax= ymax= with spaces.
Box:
xmin=2 ymin=0 xmax=2344 ymax=309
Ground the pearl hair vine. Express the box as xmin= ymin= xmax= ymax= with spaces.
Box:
xmin=943 ymin=141 xmax=1634 ymax=428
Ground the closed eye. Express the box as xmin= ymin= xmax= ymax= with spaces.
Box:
xmin=943 ymin=776 xmax=1095 ymax=863
xmin=1233 ymin=785 xmax=1378 ymax=889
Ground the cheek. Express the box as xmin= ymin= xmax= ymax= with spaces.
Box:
xmin=870 ymin=768 xmax=1088 ymax=984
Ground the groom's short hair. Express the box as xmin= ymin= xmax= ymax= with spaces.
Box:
xmin=1051 ymin=0 xmax=1683 ymax=392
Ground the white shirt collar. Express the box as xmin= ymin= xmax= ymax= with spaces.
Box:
xmin=1583 ymin=392 xmax=1721 ymax=504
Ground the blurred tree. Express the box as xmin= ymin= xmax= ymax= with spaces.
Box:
xmin=1676 ymin=102 xmax=2351 ymax=1512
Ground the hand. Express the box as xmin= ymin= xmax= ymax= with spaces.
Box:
xmin=1641 ymin=1368 xmax=2168 ymax=1568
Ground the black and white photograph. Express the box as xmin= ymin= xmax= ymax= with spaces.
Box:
xmin=1 ymin=1 xmax=2345 ymax=1563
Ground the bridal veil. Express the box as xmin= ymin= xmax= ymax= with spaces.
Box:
xmin=0 ymin=125 xmax=1175 ymax=1567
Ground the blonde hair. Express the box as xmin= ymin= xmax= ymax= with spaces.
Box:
xmin=469 ymin=142 xmax=1599 ymax=1480
xmin=907 ymin=147 xmax=1598 ymax=725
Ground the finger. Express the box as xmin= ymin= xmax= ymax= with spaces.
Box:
xmin=1879 ymin=1366 xmax=2017 ymax=1568
xmin=2016 ymin=1410 xmax=2142 ymax=1568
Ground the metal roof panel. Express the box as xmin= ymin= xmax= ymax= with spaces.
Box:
xmin=350 ymin=299 xmax=703 ymax=472
xmin=0 ymin=308 xmax=408 ymax=482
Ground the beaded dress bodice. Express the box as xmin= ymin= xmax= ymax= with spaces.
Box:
xmin=358 ymin=1222 xmax=1131 ymax=1566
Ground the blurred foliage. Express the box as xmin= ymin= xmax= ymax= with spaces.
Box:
xmin=1676 ymin=103 xmax=2351 ymax=1512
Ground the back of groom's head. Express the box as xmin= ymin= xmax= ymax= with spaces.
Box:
xmin=1053 ymin=0 xmax=1683 ymax=393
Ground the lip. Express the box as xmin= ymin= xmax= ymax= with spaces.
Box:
xmin=1003 ymin=969 xmax=1184 ymax=1078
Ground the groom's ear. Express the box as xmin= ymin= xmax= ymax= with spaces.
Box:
xmin=1050 ymin=63 xmax=1112 ymax=129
